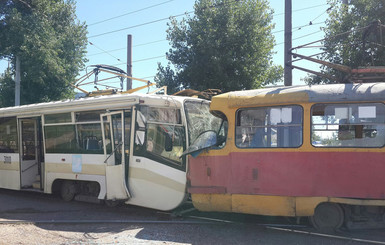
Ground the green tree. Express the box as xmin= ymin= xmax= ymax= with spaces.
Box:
xmin=0 ymin=68 xmax=14 ymax=107
xmin=305 ymin=0 xmax=385 ymax=84
xmin=0 ymin=0 xmax=88 ymax=106
xmin=155 ymin=0 xmax=283 ymax=94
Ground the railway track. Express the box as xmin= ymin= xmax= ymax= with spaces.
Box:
xmin=1 ymin=190 xmax=384 ymax=244
xmin=266 ymin=226 xmax=385 ymax=245
xmin=1 ymin=213 xmax=384 ymax=245
xmin=183 ymin=214 xmax=385 ymax=245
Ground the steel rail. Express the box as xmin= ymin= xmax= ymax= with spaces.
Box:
xmin=179 ymin=212 xmax=385 ymax=245
xmin=1 ymin=213 xmax=384 ymax=244
xmin=267 ymin=226 xmax=385 ymax=245
xmin=0 ymin=219 xmax=216 ymax=225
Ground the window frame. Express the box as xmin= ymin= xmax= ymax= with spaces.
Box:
xmin=43 ymin=110 xmax=108 ymax=154
xmin=0 ymin=116 xmax=19 ymax=153
xmin=235 ymin=104 xmax=304 ymax=149
xmin=311 ymin=102 xmax=385 ymax=148
xmin=134 ymin=106 xmax=186 ymax=171
xmin=184 ymin=100 xmax=226 ymax=147
xmin=144 ymin=122 xmax=185 ymax=166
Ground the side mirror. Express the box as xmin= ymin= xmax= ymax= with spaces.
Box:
xmin=165 ymin=133 xmax=173 ymax=152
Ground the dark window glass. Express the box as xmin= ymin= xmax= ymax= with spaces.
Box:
xmin=0 ymin=117 xmax=18 ymax=153
xmin=145 ymin=123 xmax=184 ymax=164
xmin=45 ymin=125 xmax=76 ymax=153
xmin=76 ymin=124 xmax=104 ymax=154
xmin=45 ymin=113 xmax=72 ymax=124
xmin=75 ymin=110 xmax=104 ymax=122
xmin=45 ymin=123 xmax=105 ymax=154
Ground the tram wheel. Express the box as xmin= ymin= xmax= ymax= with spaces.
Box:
xmin=61 ymin=181 xmax=76 ymax=202
xmin=310 ymin=202 xmax=344 ymax=232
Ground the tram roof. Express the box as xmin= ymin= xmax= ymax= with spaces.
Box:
xmin=211 ymin=83 xmax=385 ymax=109
xmin=0 ymin=93 xmax=202 ymax=117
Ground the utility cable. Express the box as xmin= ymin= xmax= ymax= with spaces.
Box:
xmin=88 ymin=39 xmax=167 ymax=57
xmin=88 ymin=0 xmax=175 ymax=26
xmin=88 ymin=0 xmax=242 ymax=39
xmin=88 ymin=41 xmax=123 ymax=63
xmin=273 ymin=3 xmax=328 ymax=17
xmin=272 ymin=21 xmax=325 ymax=34
xmin=275 ymin=30 xmax=323 ymax=46
xmin=112 ymin=55 xmax=166 ymax=67
xmin=88 ymin=12 xmax=193 ymax=38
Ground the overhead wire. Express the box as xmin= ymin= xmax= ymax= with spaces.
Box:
xmin=272 ymin=21 xmax=325 ymax=34
xmin=275 ymin=30 xmax=323 ymax=46
xmin=293 ymin=21 xmax=325 ymax=33
xmin=87 ymin=0 xmax=243 ymax=39
xmin=273 ymin=3 xmax=328 ymax=17
xmin=273 ymin=5 xmax=333 ymax=46
xmin=84 ymin=1 xmax=332 ymax=81
xmin=292 ymin=30 xmax=324 ymax=42
xmin=88 ymin=41 xmax=123 ymax=62
xmin=88 ymin=47 xmax=126 ymax=57
xmin=88 ymin=0 xmax=175 ymax=26
xmin=310 ymin=6 xmax=332 ymax=24
xmin=112 ymin=55 xmax=166 ymax=67
xmin=88 ymin=39 xmax=167 ymax=57
xmin=88 ymin=11 xmax=193 ymax=38
xmin=88 ymin=17 xmax=326 ymax=60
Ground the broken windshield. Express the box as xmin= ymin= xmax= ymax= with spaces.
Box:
xmin=184 ymin=100 xmax=224 ymax=146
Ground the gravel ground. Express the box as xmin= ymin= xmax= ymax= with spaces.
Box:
xmin=0 ymin=189 xmax=384 ymax=245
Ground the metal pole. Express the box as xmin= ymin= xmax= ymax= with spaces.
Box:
xmin=15 ymin=56 xmax=20 ymax=106
xmin=284 ymin=0 xmax=292 ymax=86
xmin=127 ymin=34 xmax=132 ymax=91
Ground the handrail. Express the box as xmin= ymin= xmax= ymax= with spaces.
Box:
xmin=104 ymin=141 xmax=123 ymax=163
xmin=22 ymin=162 xmax=38 ymax=173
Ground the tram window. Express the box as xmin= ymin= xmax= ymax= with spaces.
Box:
xmin=0 ymin=117 xmax=18 ymax=153
xmin=45 ymin=123 xmax=104 ymax=154
xmin=75 ymin=110 xmax=104 ymax=122
xmin=140 ymin=107 xmax=181 ymax=124
xmin=44 ymin=113 xmax=72 ymax=124
xmin=76 ymin=124 xmax=103 ymax=153
xmin=45 ymin=125 xmax=77 ymax=153
xmin=184 ymin=101 xmax=224 ymax=146
xmin=311 ymin=103 xmax=385 ymax=147
xmin=236 ymin=105 xmax=303 ymax=148
xmin=145 ymin=123 xmax=184 ymax=165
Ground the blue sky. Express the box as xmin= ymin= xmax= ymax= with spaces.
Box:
xmin=1 ymin=0 xmax=330 ymax=93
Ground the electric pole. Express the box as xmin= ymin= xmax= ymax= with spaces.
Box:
xmin=127 ymin=34 xmax=132 ymax=91
xmin=15 ymin=56 xmax=20 ymax=106
xmin=284 ymin=0 xmax=292 ymax=86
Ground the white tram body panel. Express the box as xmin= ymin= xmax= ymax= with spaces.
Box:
xmin=0 ymin=93 xmax=202 ymax=211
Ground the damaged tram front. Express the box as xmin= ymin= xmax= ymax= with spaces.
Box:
xmin=0 ymin=93 xmax=221 ymax=210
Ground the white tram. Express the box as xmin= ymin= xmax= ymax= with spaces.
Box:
xmin=0 ymin=93 xmax=219 ymax=210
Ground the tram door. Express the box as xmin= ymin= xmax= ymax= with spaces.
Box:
xmin=19 ymin=118 xmax=42 ymax=189
xmin=101 ymin=111 xmax=130 ymax=200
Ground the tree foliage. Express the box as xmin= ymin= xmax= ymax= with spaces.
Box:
xmin=155 ymin=0 xmax=283 ymax=94
xmin=305 ymin=0 xmax=385 ymax=84
xmin=0 ymin=0 xmax=88 ymax=106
